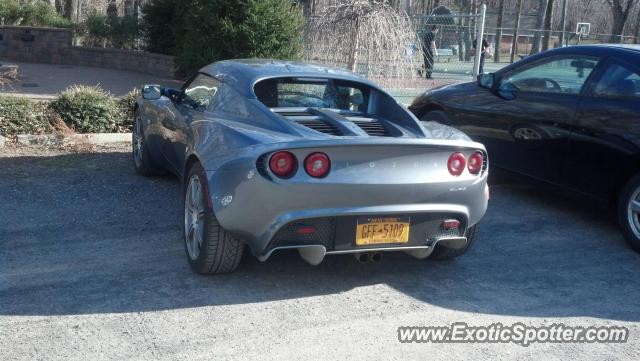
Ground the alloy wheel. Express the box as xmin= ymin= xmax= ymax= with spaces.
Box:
xmin=133 ymin=117 xmax=144 ymax=167
xmin=627 ymin=186 xmax=640 ymax=240
xmin=184 ymin=175 xmax=206 ymax=260
xmin=513 ymin=127 xmax=542 ymax=140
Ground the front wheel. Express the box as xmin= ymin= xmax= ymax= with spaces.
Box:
xmin=618 ymin=174 xmax=640 ymax=253
xmin=184 ymin=162 xmax=244 ymax=274
xmin=132 ymin=112 xmax=163 ymax=176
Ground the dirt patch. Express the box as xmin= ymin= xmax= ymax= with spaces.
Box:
xmin=1 ymin=139 xmax=129 ymax=158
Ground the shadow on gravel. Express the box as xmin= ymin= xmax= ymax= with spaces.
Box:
xmin=1 ymin=152 xmax=639 ymax=321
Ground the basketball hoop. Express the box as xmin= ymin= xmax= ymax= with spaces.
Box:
xmin=576 ymin=23 xmax=591 ymax=36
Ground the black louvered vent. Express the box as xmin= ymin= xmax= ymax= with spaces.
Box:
xmin=275 ymin=109 xmax=343 ymax=136
xmin=294 ymin=119 xmax=342 ymax=135
xmin=351 ymin=118 xmax=390 ymax=137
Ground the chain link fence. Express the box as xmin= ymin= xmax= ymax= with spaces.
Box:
xmin=386 ymin=10 xmax=487 ymax=105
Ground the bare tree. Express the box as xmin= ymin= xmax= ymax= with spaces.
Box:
xmin=494 ymin=0 xmax=505 ymax=63
xmin=64 ymin=0 xmax=80 ymax=22
xmin=635 ymin=5 xmax=640 ymax=43
xmin=305 ymin=0 xmax=419 ymax=82
xmin=558 ymin=0 xmax=568 ymax=46
xmin=541 ymin=0 xmax=554 ymax=50
xmin=530 ymin=0 xmax=548 ymax=54
xmin=606 ymin=0 xmax=640 ymax=43
xmin=511 ymin=0 xmax=523 ymax=63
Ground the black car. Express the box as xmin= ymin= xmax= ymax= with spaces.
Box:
xmin=409 ymin=45 xmax=640 ymax=252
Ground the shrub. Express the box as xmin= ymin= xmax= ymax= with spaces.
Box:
xmin=142 ymin=0 xmax=304 ymax=75
xmin=0 ymin=0 xmax=20 ymax=25
xmin=50 ymin=85 xmax=126 ymax=133
xmin=83 ymin=11 xmax=110 ymax=47
xmin=0 ymin=96 xmax=52 ymax=136
xmin=0 ymin=0 xmax=70 ymax=27
xmin=116 ymin=88 xmax=139 ymax=131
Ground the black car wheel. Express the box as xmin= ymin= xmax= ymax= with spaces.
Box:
xmin=618 ymin=173 xmax=640 ymax=253
xmin=430 ymin=225 xmax=478 ymax=260
xmin=132 ymin=112 xmax=163 ymax=176
xmin=184 ymin=162 xmax=244 ymax=274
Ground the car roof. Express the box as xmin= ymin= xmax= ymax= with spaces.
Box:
xmin=496 ymin=44 xmax=640 ymax=75
xmin=199 ymin=59 xmax=383 ymax=97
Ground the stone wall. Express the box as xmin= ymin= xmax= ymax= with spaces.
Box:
xmin=0 ymin=26 xmax=175 ymax=78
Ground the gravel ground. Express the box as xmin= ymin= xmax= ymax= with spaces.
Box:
xmin=1 ymin=144 xmax=639 ymax=360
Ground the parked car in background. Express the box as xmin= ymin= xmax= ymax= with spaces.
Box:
xmin=133 ymin=59 xmax=489 ymax=274
xmin=409 ymin=45 xmax=640 ymax=252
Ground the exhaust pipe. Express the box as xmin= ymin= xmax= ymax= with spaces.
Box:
xmin=355 ymin=253 xmax=370 ymax=263
xmin=354 ymin=252 xmax=383 ymax=263
xmin=370 ymin=252 xmax=383 ymax=263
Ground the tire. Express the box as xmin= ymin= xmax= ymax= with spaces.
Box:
xmin=184 ymin=162 xmax=244 ymax=274
xmin=618 ymin=173 xmax=640 ymax=253
xmin=430 ymin=225 xmax=478 ymax=260
xmin=510 ymin=124 xmax=550 ymax=141
xmin=420 ymin=110 xmax=450 ymax=123
xmin=132 ymin=111 xmax=164 ymax=176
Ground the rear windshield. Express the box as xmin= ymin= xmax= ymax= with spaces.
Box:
xmin=254 ymin=77 xmax=370 ymax=112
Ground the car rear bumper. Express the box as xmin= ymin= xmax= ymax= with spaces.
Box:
xmin=205 ymin=168 xmax=488 ymax=258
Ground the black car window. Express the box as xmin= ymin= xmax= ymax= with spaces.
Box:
xmin=181 ymin=74 xmax=221 ymax=112
xmin=254 ymin=77 xmax=369 ymax=112
xmin=501 ymin=56 xmax=599 ymax=95
xmin=592 ymin=62 xmax=640 ymax=100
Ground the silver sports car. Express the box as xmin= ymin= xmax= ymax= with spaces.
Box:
xmin=133 ymin=59 xmax=489 ymax=274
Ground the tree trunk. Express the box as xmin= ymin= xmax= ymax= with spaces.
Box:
xmin=610 ymin=15 xmax=627 ymax=43
xmin=348 ymin=19 xmax=360 ymax=73
xmin=634 ymin=6 xmax=640 ymax=43
xmin=64 ymin=0 xmax=79 ymax=22
xmin=530 ymin=0 xmax=548 ymax=55
xmin=542 ymin=0 xmax=555 ymax=51
xmin=608 ymin=0 xmax=639 ymax=43
xmin=463 ymin=0 xmax=473 ymax=61
xmin=558 ymin=0 xmax=568 ymax=46
xmin=494 ymin=0 xmax=505 ymax=63
xmin=511 ymin=0 xmax=523 ymax=63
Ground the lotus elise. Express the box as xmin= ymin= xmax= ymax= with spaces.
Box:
xmin=133 ymin=59 xmax=489 ymax=274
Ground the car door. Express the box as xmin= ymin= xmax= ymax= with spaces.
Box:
xmin=161 ymin=74 xmax=221 ymax=172
xmin=458 ymin=55 xmax=599 ymax=184
xmin=563 ymin=58 xmax=640 ymax=200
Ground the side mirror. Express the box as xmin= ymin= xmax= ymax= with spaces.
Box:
xmin=142 ymin=84 xmax=162 ymax=100
xmin=477 ymin=73 xmax=495 ymax=89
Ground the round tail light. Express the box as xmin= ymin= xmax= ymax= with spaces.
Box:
xmin=468 ymin=151 xmax=484 ymax=175
xmin=447 ymin=152 xmax=467 ymax=176
xmin=269 ymin=151 xmax=296 ymax=178
xmin=304 ymin=152 xmax=331 ymax=178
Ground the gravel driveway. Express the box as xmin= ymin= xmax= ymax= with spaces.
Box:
xmin=1 ymin=145 xmax=639 ymax=360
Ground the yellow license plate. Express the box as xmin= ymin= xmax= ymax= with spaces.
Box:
xmin=355 ymin=217 xmax=410 ymax=246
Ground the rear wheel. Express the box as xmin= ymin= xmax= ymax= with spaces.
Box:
xmin=618 ymin=174 xmax=640 ymax=253
xmin=184 ymin=162 xmax=244 ymax=274
xmin=421 ymin=110 xmax=450 ymax=123
xmin=430 ymin=225 xmax=478 ymax=260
